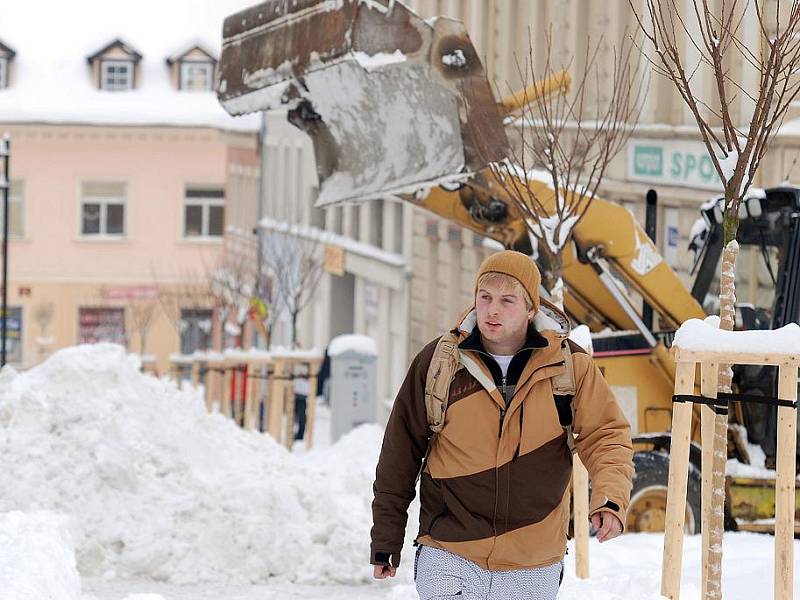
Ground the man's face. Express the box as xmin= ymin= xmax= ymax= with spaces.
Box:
xmin=475 ymin=281 xmax=533 ymax=349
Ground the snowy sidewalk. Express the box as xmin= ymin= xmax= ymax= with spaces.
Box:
xmin=80 ymin=532 xmax=800 ymax=600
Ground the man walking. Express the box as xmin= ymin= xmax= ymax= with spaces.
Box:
xmin=370 ymin=250 xmax=633 ymax=599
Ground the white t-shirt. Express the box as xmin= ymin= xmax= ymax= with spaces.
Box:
xmin=294 ymin=377 xmax=310 ymax=396
xmin=489 ymin=353 xmax=514 ymax=377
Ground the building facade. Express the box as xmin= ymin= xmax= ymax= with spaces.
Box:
xmin=0 ymin=0 xmax=259 ymax=371
xmin=1 ymin=124 xmax=257 ymax=370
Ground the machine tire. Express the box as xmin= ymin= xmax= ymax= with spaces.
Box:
xmin=627 ymin=451 xmax=702 ymax=534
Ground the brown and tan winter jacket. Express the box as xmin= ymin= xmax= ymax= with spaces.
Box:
xmin=370 ymin=308 xmax=634 ymax=571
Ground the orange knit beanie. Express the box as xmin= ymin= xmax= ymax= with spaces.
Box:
xmin=474 ymin=250 xmax=541 ymax=313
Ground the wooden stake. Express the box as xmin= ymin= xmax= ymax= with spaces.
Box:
xmin=774 ymin=364 xmax=798 ymax=600
xmin=192 ymin=360 xmax=200 ymax=388
xmin=209 ymin=360 xmax=224 ymax=414
xmin=661 ymin=360 xmax=696 ymax=600
xmin=573 ymin=453 xmax=590 ymax=579
xmin=268 ymin=359 xmax=287 ymax=442
xmin=232 ymin=365 xmax=243 ymax=426
xmin=700 ymin=362 xmax=717 ymax=600
xmin=201 ymin=362 xmax=212 ymax=413
xmin=284 ymin=360 xmax=296 ymax=449
xmin=243 ymin=362 xmax=255 ymax=431
xmin=222 ymin=365 xmax=232 ymax=419
xmin=306 ymin=359 xmax=320 ymax=450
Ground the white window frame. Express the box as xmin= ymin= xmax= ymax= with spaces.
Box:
xmin=183 ymin=189 xmax=224 ymax=239
xmin=101 ymin=60 xmax=133 ymax=91
xmin=0 ymin=57 xmax=7 ymax=89
xmin=80 ymin=184 xmax=127 ymax=238
xmin=180 ymin=61 xmax=213 ymax=92
xmin=1 ymin=180 xmax=24 ymax=238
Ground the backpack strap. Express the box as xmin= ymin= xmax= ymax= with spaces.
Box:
xmin=551 ymin=339 xmax=577 ymax=396
xmin=424 ymin=332 xmax=462 ymax=433
xmin=551 ymin=339 xmax=578 ymax=453
xmin=424 ymin=332 xmax=581 ymax=453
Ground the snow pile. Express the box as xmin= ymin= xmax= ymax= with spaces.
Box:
xmin=329 ymin=334 xmax=378 ymax=356
xmin=690 ymin=217 xmax=709 ymax=241
xmin=0 ymin=511 xmax=81 ymax=600
xmin=441 ymin=49 xmax=466 ymax=67
xmin=0 ymin=344 xmax=414 ymax=586
xmin=673 ymin=315 xmax=800 ymax=354
xmin=569 ymin=324 xmax=593 ymax=355
xmin=352 ymin=50 xmax=407 ymax=71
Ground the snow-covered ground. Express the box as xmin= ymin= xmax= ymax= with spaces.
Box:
xmin=1 ymin=344 xmax=798 ymax=600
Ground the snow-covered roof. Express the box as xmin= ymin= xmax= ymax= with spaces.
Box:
xmin=0 ymin=39 xmax=15 ymax=58
xmin=0 ymin=0 xmax=260 ymax=131
xmin=86 ymin=38 xmax=143 ymax=64
xmin=166 ymin=39 xmax=218 ymax=65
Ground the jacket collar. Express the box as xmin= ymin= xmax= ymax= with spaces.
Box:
xmin=458 ymin=322 xmax=549 ymax=355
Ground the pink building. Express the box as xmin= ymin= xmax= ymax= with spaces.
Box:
xmin=0 ymin=0 xmax=259 ymax=370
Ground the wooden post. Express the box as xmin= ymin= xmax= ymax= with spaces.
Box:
xmin=661 ymin=359 xmax=696 ymax=600
xmin=573 ymin=453 xmax=590 ymax=579
xmin=699 ymin=361 xmax=717 ymax=599
xmin=243 ymin=361 xmax=255 ymax=430
xmin=191 ymin=360 xmax=200 ymax=388
xmin=232 ymin=364 xmax=243 ymax=426
xmin=222 ymin=364 xmax=233 ymax=420
xmin=306 ymin=358 xmax=320 ymax=450
xmin=200 ymin=362 xmax=211 ymax=413
xmin=203 ymin=362 xmax=212 ymax=412
xmin=284 ymin=359 xmax=297 ymax=449
xmin=207 ymin=359 xmax=224 ymax=413
xmin=774 ymin=364 xmax=798 ymax=600
xmin=268 ymin=359 xmax=287 ymax=442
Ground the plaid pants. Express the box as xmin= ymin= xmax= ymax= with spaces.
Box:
xmin=414 ymin=545 xmax=562 ymax=600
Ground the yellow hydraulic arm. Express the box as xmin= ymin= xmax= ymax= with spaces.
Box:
xmin=418 ymin=173 xmax=705 ymax=332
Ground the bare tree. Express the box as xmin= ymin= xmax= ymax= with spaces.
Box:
xmin=33 ymin=301 xmax=54 ymax=339
xmin=630 ymin=0 xmax=800 ymax=334
xmin=155 ymin=271 xmax=213 ymax=348
xmin=209 ymin=234 xmax=260 ymax=349
xmin=629 ymin=3 xmax=800 ymax=598
xmin=127 ymin=295 xmax=159 ymax=356
xmin=478 ymin=27 xmax=646 ymax=306
xmin=262 ymin=226 xmax=324 ymax=348
xmin=33 ymin=301 xmax=55 ymax=360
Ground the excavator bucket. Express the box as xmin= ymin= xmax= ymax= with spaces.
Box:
xmin=216 ymin=0 xmax=509 ymax=206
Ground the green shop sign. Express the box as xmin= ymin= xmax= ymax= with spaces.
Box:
xmin=628 ymin=139 xmax=722 ymax=191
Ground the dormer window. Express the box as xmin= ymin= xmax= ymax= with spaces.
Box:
xmin=87 ymin=38 xmax=142 ymax=92
xmin=166 ymin=41 xmax=217 ymax=92
xmin=180 ymin=62 xmax=213 ymax=91
xmin=102 ymin=60 xmax=133 ymax=91
xmin=0 ymin=40 xmax=16 ymax=90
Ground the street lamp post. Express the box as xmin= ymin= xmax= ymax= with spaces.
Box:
xmin=256 ymin=111 xmax=267 ymax=347
xmin=1 ymin=133 xmax=10 ymax=367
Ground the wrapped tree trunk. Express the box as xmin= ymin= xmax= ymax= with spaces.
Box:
xmin=704 ymin=220 xmax=740 ymax=600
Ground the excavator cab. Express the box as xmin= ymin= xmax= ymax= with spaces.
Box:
xmin=689 ymin=186 xmax=800 ymax=470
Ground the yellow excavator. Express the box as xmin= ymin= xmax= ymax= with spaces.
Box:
xmin=216 ymin=0 xmax=800 ymax=534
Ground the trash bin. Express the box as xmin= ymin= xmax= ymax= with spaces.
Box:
xmin=328 ymin=334 xmax=377 ymax=444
